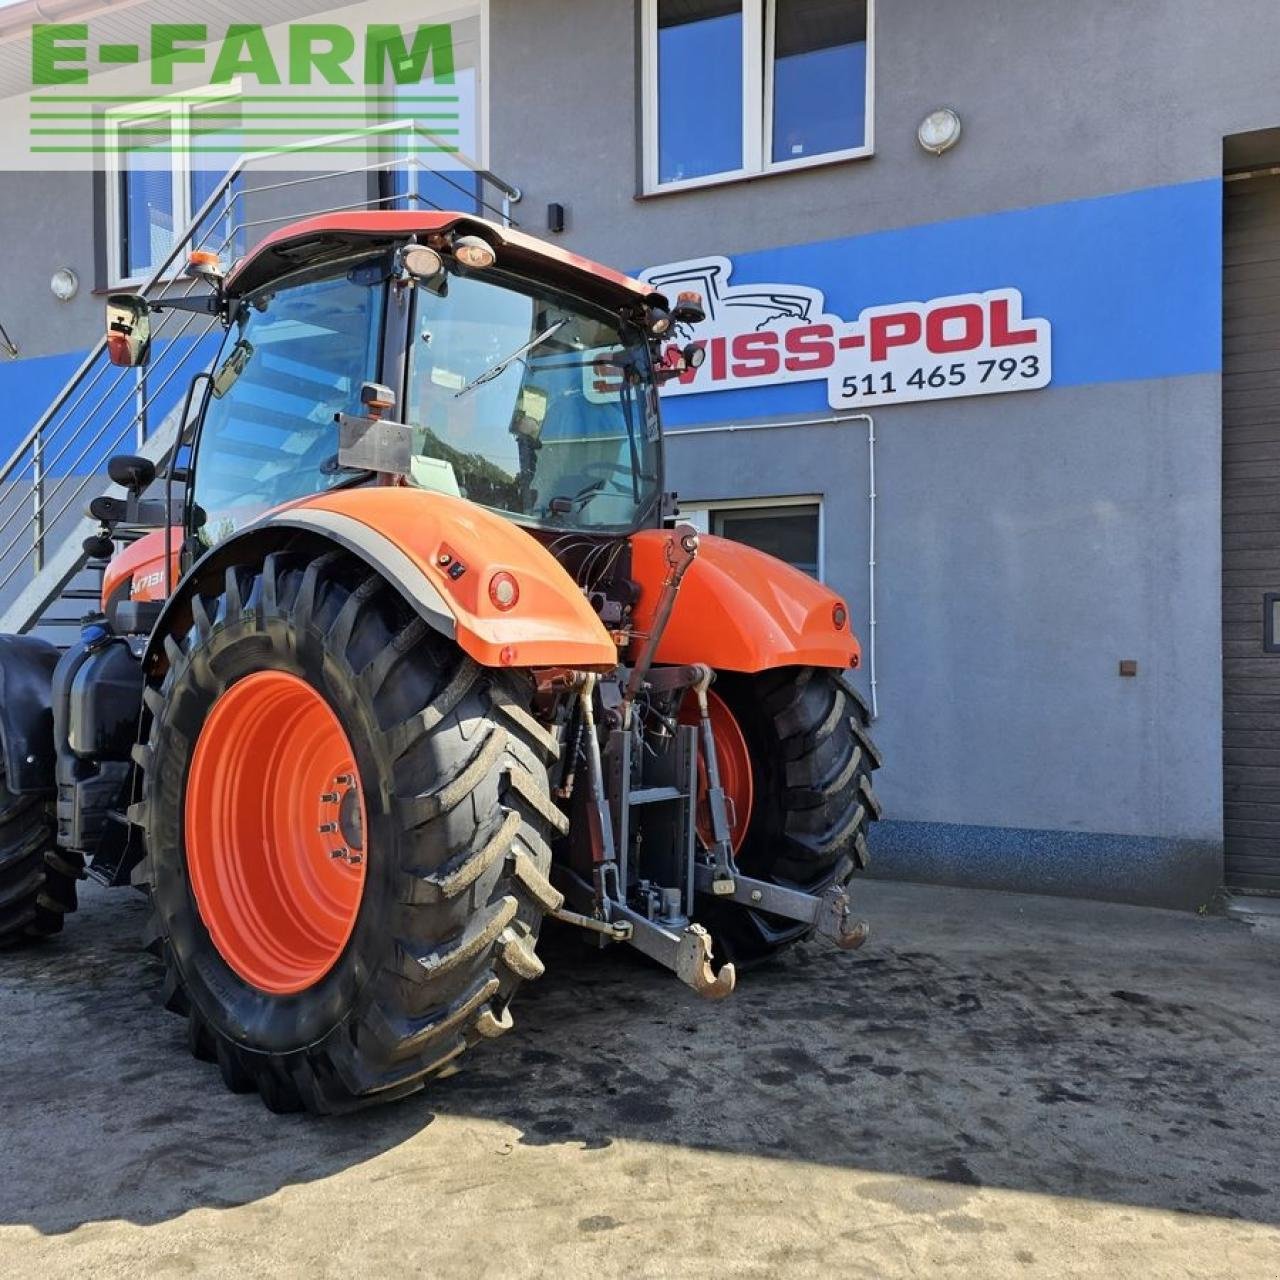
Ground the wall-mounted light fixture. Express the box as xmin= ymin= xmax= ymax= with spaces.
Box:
xmin=50 ymin=268 xmax=79 ymax=301
xmin=917 ymin=107 xmax=962 ymax=155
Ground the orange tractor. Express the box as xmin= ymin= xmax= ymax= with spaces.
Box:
xmin=0 ymin=213 xmax=880 ymax=1112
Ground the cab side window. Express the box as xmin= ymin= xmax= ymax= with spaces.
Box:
xmin=190 ymin=273 xmax=383 ymax=547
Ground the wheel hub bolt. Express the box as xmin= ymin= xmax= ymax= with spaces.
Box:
xmin=338 ymin=786 xmax=364 ymax=852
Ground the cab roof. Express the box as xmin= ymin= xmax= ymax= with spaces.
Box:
xmin=224 ymin=211 xmax=662 ymax=311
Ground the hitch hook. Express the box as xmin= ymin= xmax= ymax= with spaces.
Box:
xmin=816 ymin=884 xmax=870 ymax=951
xmin=675 ymin=923 xmax=736 ymax=1000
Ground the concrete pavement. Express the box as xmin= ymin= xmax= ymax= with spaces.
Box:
xmin=0 ymin=876 xmax=1277 ymax=1277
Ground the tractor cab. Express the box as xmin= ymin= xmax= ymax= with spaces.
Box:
xmin=110 ymin=213 xmax=699 ymax=568
xmin=192 ymin=233 xmax=664 ymax=548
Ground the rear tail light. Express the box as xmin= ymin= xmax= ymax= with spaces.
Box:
xmin=106 ymin=332 xmax=132 ymax=367
xmin=489 ymin=571 xmax=520 ymax=610
xmin=832 ymin=603 xmax=848 ymax=629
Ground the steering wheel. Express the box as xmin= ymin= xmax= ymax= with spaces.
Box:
xmin=299 ymin=425 xmax=368 ymax=478
xmin=575 ymin=459 xmax=638 ymax=494
xmin=317 ymin=450 xmax=354 ymax=476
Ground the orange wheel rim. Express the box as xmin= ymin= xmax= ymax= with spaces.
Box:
xmin=184 ymin=671 xmax=368 ymax=996
xmin=679 ymin=688 xmax=754 ymax=853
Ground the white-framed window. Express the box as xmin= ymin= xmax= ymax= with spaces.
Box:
xmin=678 ymin=495 xmax=824 ymax=579
xmin=386 ymin=6 xmax=489 ymax=215
xmin=104 ymin=86 xmax=241 ymax=287
xmin=640 ymin=0 xmax=873 ymax=194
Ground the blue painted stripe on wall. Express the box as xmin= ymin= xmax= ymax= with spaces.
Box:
xmin=868 ymin=818 xmax=1222 ymax=912
xmin=0 ymin=337 xmax=217 ymax=473
xmin=3 ymin=180 xmax=1224 ymax=449
xmin=0 ymin=349 xmax=88 ymax=454
xmin=660 ymin=178 xmax=1223 ymax=428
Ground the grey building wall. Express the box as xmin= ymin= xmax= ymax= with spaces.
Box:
xmin=483 ymin=0 xmax=1280 ymax=907
xmin=490 ymin=0 xmax=1280 ymax=260
xmin=3 ymin=0 xmax=1278 ymax=908
xmin=0 ymin=167 xmax=376 ymax=362
xmin=14 ymin=0 xmax=1279 ymax=358
xmin=659 ymin=375 xmax=1224 ymax=909
xmin=0 ymin=171 xmax=102 ymax=359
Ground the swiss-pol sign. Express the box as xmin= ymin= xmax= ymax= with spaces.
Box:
xmin=638 ymin=256 xmax=1052 ymax=409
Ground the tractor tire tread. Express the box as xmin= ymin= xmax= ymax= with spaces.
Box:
xmin=137 ymin=546 xmax=559 ymax=1114
xmin=701 ymin=667 xmax=880 ymax=967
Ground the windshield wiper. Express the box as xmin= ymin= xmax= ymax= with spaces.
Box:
xmin=454 ymin=319 xmax=567 ymax=399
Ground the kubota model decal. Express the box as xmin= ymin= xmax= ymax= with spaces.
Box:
xmin=633 ymin=255 xmax=1052 ymax=409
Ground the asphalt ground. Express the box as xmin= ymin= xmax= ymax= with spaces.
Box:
xmin=1 ymin=876 xmax=1277 ymax=1277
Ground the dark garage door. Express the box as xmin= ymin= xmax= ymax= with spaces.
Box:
xmin=1223 ymin=170 xmax=1280 ymax=890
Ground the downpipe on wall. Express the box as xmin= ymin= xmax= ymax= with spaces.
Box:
xmin=664 ymin=412 xmax=879 ymax=720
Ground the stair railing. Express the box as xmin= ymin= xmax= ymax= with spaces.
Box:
xmin=0 ymin=121 xmax=520 ymax=633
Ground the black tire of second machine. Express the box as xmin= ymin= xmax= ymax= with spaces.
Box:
xmin=0 ymin=764 xmax=83 ymax=947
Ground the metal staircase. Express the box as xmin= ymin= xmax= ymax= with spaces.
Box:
xmin=0 ymin=121 xmax=520 ymax=637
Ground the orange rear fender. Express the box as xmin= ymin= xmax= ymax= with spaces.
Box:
xmin=628 ymin=529 xmax=860 ymax=673
xmin=265 ymin=487 xmax=617 ymax=670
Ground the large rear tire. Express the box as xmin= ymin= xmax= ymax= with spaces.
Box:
xmin=134 ymin=548 xmax=564 ymax=1114
xmin=0 ymin=765 xmax=82 ymax=947
xmin=697 ymin=666 xmax=881 ymax=967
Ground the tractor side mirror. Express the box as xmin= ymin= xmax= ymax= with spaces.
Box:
xmin=511 ymin=385 xmax=548 ymax=441
xmin=105 ymin=293 xmax=151 ymax=368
